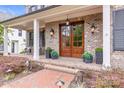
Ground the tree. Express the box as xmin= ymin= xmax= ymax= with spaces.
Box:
xmin=0 ymin=24 xmax=4 ymax=45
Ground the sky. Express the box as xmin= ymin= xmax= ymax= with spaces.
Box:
xmin=0 ymin=5 xmax=25 ymax=16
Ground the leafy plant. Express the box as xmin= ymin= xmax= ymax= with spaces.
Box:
xmin=82 ymin=51 xmax=93 ymax=60
xmin=96 ymin=74 xmax=121 ymax=88
xmin=46 ymin=47 xmax=53 ymax=52
xmin=20 ymin=50 xmax=25 ymax=54
xmin=4 ymin=72 xmax=16 ymax=80
xmin=0 ymin=25 xmax=4 ymax=45
xmin=51 ymin=50 xmax=59 ymax=58
xmin=95 ymin=48 xmax=103 ymax=52
xmin=0 ymin=25 xmax=13 ymax=45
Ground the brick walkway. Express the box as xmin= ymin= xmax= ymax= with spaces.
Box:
xmin=1 ymin=69 xmax=74 ymax=88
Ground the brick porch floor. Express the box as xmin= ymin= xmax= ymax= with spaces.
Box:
xmin=1 ymin=69 xmax=74 ymax=88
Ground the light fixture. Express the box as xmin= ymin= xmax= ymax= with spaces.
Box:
xmin=66 ymin=16 xmax=70 ymax=26
xmin=50 ymin=28 xmax=54 ymax=37
xmin=55 ymin=80 xmax=65 ymax=88
xmin=91 ymin=23 xmax=97 ymax=34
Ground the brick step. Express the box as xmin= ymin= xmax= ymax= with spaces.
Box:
xmin=40 ymin=59 xmax=102 ymax=71
xmin=44 ymin=64 xmax=79 ymax=74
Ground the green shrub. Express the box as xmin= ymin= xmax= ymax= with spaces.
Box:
xmin=51 ymin=50 xmax=59 ymax=58
xmin=96 ymin=75 xmax=121 ymax=88
xmin=95 ymin=48 xmax=103 ymax=52
xmin=82 ymin=51 xmax=93 ymax=60
xmin=46 ymin=47 xmax=53 ymax=52
xmin=4 ymin=72 xmax=16 ymax=80
xmin=20 ymin=50 xmax=25 ymax=54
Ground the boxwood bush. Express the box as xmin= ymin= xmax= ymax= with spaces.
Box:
xmin=51 ymin=50 xmax=59 ymax=59
xmin=95 ymin=48 xmax=103 ymax=53
xmin=82 ymin=51 xmax=93 ymax=60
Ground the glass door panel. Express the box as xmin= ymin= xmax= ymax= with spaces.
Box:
xmin=61 ymin=26 xmax=71 ymax=48
xmin=72 ymin=24 xmax=83 ymax=47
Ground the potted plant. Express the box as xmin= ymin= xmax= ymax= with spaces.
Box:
xmin=51 ymin=50 xmax=59 ymax=59
xmin=95 ymin=48 xmax=103 ymax=64
xmin=45 ymin=47 xmax=53 ymax=58
xmin=82 ymin=51 xmax=93 ymax=63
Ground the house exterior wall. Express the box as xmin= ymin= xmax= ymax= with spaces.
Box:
xmin=45 ymin=13 xmax=103 ymax=57
xmin=84 ymin=13 xmax=103 ymax=57
xmin=45 ymin=22 xmax=60 ymax=54
xmin=8 ymin=29 xmax=26 ymax=54
xmin=111 ymin=6 xmax=124 ymax=69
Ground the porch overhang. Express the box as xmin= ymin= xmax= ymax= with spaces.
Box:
xmin=0 ymin=5 xmax=102 ymax=30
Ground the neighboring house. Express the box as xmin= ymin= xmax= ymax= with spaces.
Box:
xmin=0 ymin=11 xmax=26 ymax=54
xmin=25 ymin=5 xmax=48 ymax=55
xmin=8 ymin=29 xmax=26 ymax=54
xmin=25 ymin=5 xmax=51 ymax=13
xmin=1 ymin=5 xmax=124 ymax=70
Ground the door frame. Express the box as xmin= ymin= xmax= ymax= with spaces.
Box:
xmin=59 ymin=21 xmax=85 ymax=57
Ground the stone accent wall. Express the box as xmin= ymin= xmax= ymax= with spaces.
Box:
xmin=45 ymin=22 xmax=60 ymax=54
xmin=84 ymin=13 xmax=103 ymax=57
xmin=45 ymin=13 xmax=103 ymax=57
xmin=111 ymin=6 xmax=124 ymax=69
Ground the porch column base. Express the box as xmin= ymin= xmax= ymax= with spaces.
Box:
xmin=102 ymin=65 xmax=111 ymax=70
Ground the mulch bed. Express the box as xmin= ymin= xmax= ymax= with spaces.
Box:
xmin=0 ymin=56 xmax=27 ymax=70
xmin=0 ymin=56 xmax=44 ymax=87
xmin=82 ymin=69 xmax=124 ymax=88
xmin=68 ymin=69 xmax=124 ymax=88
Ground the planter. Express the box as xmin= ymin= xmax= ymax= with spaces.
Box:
xmin=95 ymin=52 xmax=103 ymax=64
xmin=83 ymin=58 xmax=85 ymax=62
xmin=84 ymin=59 xmax=93 ymax=63
xmin=51 ymin=50 xmax=59 ymax=59
xmin=82 ymin=51 xmax=93 ymax=63
xmin=45 ymin=50 xmax=51 ymax=58
xmin=51 ymin=56 xmax=58 ymax=59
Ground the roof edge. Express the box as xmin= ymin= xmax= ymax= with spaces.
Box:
xmin=0 ymin=5 xmax=61 ymax=24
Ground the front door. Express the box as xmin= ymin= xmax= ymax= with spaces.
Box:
xmin=11 ymin=41 xmax=18 ymax=54
xmin=60 ymin=21 xmax=84 ymax=58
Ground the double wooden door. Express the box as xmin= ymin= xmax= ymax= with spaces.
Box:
xmin=60 ymin=21 xmax=84 ymax=58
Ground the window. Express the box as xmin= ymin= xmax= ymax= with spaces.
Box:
xmin=29 ymin=6 xmax=37 ymax=12
xmin=18 ymin=30 xmax=22 ymax=36
xmin=40 ymin=5 xmax=45 ymax=9
xmin=29 ymin=32 xmax=33 ymax=46
xmin=113 ymin=9 xmax=124 ymax=51
xmin=32 ymin=6 xmax=37 ymax=11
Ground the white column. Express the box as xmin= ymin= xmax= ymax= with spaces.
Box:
xmin=102 ymin=5 xmax=111 ymax=69
xmin=33 ymin=19 xmax=40 ymax=60
xmin=3 ymin=26 xmax=8 ymax=56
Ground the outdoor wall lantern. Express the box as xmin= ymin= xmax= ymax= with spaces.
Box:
xmin=90 ymin=23 xmax=97 ymax=34
xmin=66 ymin=16 xmax=70 ymax=26
xmin=50 ymin=28 xmax=54 ymax=37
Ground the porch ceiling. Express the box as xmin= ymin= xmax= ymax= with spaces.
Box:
xmin=1 ymin=5 xmax=102 ymax=31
